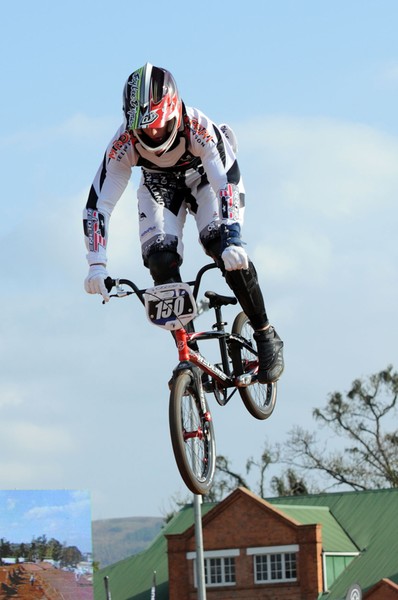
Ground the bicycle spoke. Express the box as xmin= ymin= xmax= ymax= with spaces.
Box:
xmin=169 ymin=372 xmax=216 ymax=494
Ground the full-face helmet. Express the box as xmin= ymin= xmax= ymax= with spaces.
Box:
xmin=123 ymin=63 xmax=182 ymax=154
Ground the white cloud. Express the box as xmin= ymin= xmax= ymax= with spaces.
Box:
xmin=0 ymin=113 xmax=119 ymax=150
xmin=1 ymin=422 xmax=75 ymax=456
xmin=25 ymin=493 xmax=90 ymax=520
xmin=253 ymin=231 xmax=332 ymax=286
xmin=1 ymin=112 xmax=398 ymax=518
xmin=54 ymin=113 xmax=120 ymax=140
xmin=378 ymin=61 xmax=398 ymax=86
xmin=239 ymin=116 xmax=398 ymax=218
xmin=0 ymin=384 xmax=24 ymax=409
xmin=6 ymin=498 xmax=17 ymax=511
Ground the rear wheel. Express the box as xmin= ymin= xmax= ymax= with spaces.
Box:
xmin=169 ymin=370 xmax=216 ymax=495
xmin=231 ymin=312 xmax=277 ymax=420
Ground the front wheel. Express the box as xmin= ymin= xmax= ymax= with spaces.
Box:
xmin=169 ymin=370 xmax=216 ymax=495
xmin=231 ymin=312 xmax=277 ymax=420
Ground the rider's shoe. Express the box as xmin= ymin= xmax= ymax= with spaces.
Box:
xmin=253 ymin=326 xmax=284 ymax=384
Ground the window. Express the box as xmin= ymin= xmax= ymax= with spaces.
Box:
xmin=187 ymin=548 xmax=239 ymax=588
xmin=323 ymin=553 xmax=358 ymax=591
xmin=204 ymin=556 xmax=236 ymax=586
xmin=248 ymin=545 xmax=298 ymax=584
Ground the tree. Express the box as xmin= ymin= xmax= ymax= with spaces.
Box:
xmin=0 ymin=538 xmax=11 ymax=559
xmin=47 ymin=538 xmax=63 ymax=561
xmin=27 ymin=541 xmax=37 ymax=562
xmin=33 ymin=535 xmax=48 ymax=561
xmin=270 ymin=468 xmax=310 ymax=496
xmin=246 ymin=444 xmax=279 ymax=498
xmin=285 ymin=365 xmax=398 ymax=490
xmin=204 ymin=445 xmax=312 ymax=501
xmin=61 ymin=546 xmax=82 ymax=567
xmin=204 ymin=455 xmax=251 ymax=502
xmin=16 ymin=543 xmax=28 ymax=562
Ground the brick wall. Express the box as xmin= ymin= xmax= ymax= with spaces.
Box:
xmin=365 ymin=578 xmax=398 ymax=599
xmin=167 ymin=488 xmax=324 ymax=600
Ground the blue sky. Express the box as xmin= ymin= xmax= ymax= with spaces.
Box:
xmin=1 ymin=0 xmax=398 ymax=521
xmin=0 ymin=490 xmax=92 ymax=553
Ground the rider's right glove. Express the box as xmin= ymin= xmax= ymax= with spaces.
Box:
xmin=84 ymin=264 xmax=110 ymax=302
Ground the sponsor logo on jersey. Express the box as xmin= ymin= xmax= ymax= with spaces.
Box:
xmin=109 ymin=131 xmax=131 ymax=160
xmin=141 ymin=225 xmax=157 ymax=238
xmin=86 ymin=209 xmax=107 ymax=251
xmin=185 ymin=116 xmax=214 ymax=144
xmin=219 ymin=184 xmax=240 ymax=221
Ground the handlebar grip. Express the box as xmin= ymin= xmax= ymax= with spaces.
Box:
xmin=105 ymin=277 xmax=115 ymax=292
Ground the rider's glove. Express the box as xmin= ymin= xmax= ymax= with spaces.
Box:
xmin=84 ymin=264 xmax=110 ymax=302
xmin=220 ymin=222 xmax=249 ymax=271
xmin=221 ymin=246 xmax=249 ymax=271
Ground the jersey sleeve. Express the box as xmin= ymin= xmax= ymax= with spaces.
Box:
xmin=83 ymin=125 xmax=136 ymax=266
xmin=185 ymin=108 xmax=245 ymax=226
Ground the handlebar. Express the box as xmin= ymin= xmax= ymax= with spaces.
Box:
xmin=104 ymin=263 xmax=219 ymax=305
xmin=104 ymin=276 xmax=146 ymax=305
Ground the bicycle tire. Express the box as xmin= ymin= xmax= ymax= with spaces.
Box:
xmin=231 ymin=312 xmax=277 ymax=420
xmin=169 ymin=370 xmax=216 ymax=495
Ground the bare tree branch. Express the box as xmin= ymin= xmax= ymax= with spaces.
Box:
xmin=284 ymin=365 xmax=398 ymax=490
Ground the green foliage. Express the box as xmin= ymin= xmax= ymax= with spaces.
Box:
xmin=0 ymin=538 xmax=12 ymax=558
xmin=61 ymin=545 xmax=82 ymax=567
xmin=0 ymin=535 xmax=86 ymax=566
xmin=270 ymin=469 xmax=309 ymax=496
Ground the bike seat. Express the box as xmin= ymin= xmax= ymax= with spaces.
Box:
xmin=204 ymin=291 xmax=238 ymax=308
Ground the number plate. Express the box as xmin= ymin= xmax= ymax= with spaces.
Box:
xmin=143 ymin=282 xmax=197 ymax=330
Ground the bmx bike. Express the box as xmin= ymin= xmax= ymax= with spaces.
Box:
xmin=105 ymin=263 xmax=277 ymax=495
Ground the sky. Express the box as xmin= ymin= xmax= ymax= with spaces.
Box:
xmin=0 ymin=490 xmax=92 ymax=553
xmin=1 ymin=0 xmax=397 ymax=521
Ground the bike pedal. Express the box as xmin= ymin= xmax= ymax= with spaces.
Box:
xmin=235 ymin=374 xmax=253 ymax=387
xmin=203 ymin=380 xmax=213 ymax=394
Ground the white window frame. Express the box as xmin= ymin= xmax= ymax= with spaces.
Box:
xmin=187 ymin=548 xmax=239 ymax=588
xmin=247 ymin=544 xmax=299 ymax=584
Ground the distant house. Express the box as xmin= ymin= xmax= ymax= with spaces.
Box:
xmin=94 ymin=487 xmax=398 ymax=600
xmin=1 ymin=558 xmax=20 ymax=565
xmin=43 ymin=559 xmax=60 ymax=568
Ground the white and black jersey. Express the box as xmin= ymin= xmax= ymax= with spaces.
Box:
xmin=83 ymin=105 xmax=245 ymax=266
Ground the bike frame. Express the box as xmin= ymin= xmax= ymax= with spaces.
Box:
xmin=173 ymin=315 xmax=259 ymax=398
xmin=106 ymin=263 xmax=276 ymax=495
xmin=174 ymin=327 xmax=233 ymax=385
xmin=107 ymin=262 xmax=259 ymax=393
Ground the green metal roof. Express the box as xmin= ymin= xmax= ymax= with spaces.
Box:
xmin=93 ymin=502 xmax=215 ymax=600
xmin=270 ymin=488 xmax=398 ymax=599
xmin=273 ymin=505 xmax=358 ymax=553
xmin=94 ymin=488 xmax=398 ymax=600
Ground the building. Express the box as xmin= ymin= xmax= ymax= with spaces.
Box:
xmin=94 ymin=487 xmax=398 ymax=600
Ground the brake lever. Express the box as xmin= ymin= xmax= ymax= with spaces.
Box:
xmin=102 ymin=278 xmax=133 ymax=304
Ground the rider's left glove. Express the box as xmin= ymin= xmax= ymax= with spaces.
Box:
xmin=221 ymin=246 xmax=249 ymax=271
xmin=84 ymin=264 xmax=110 ymax=302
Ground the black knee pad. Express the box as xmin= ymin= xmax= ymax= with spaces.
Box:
xmin=147 ymin=251 xmax=182 ymax=285
xmin=201 ymin=239 xmax=268 ymax=329
xmin=225 ymin=261 xmax=268 ymax=330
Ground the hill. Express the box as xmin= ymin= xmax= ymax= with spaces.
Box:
xmin=92 ymin=516 xmax=164 ymax=568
